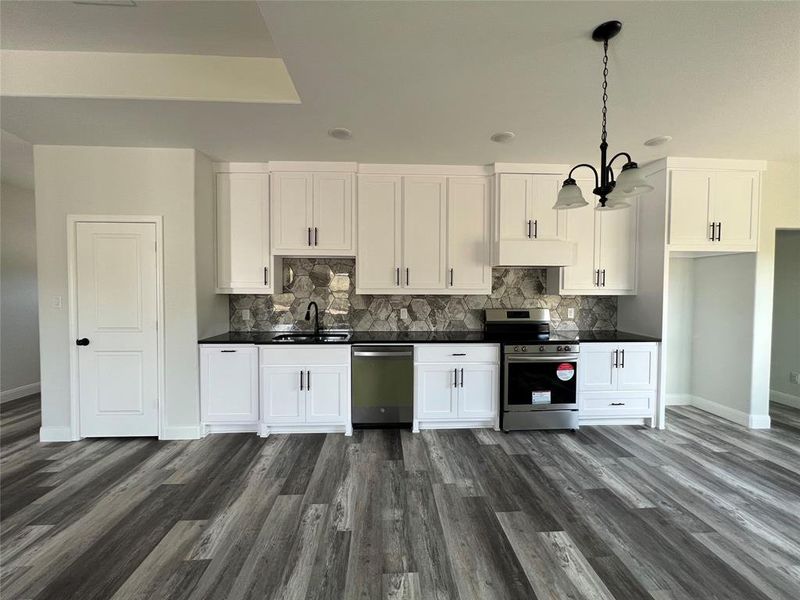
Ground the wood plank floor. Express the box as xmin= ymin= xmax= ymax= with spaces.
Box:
xmin=3 ymin=395 xmax=800 ymax=600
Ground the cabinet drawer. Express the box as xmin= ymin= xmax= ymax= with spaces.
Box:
xmin=414 ymin=344 xmax=499 ymax=364
xmin=259 ymin=345 xmax=350 ymax=366
xmin=580 ymin=392 xmax=654 ymax=416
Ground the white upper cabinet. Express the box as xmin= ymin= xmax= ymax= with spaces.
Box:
xmin=668 ymin=167 xmax=760 ymax=252
xmin=356 ymin=175 xmax=402 ymax=291
xmin=271 ymin=170 xmax=355 ymax=255
xmin=403 ymin=176 xmax=447 ymax=290
xmin=356 ymin=171 xmax=489 ymax=294
xmin=215 ymin=171 xmax=274 ymax=294
xmin=447 ymin=177 xmax=491 ymax=292
xmin=554 ymin=177 xmax=638 ymax=295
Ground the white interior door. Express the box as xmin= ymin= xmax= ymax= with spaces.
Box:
xmin=312 ymin=173 xmax=353 ymax=251
xmin=76 ymin=222 xmax=159 ymax=437
xmin=356 ymin=175 xmax=402 ymax=291
xmin=447 ymin=177 xmax=490 ymax=290
xmin=402 ymin=176 xmax=446 ymax=289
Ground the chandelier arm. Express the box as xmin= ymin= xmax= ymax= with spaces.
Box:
xmin=608 ymin=152 xmax=632 ymax=168
xmin=567 ymin=163 xmax=599 ymax=190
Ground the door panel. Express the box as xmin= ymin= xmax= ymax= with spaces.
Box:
xmin=669 ymin=171 xmax=711 ymax=246
xmin=260 ymin=366 xmax=305 ymax=423
xmin=616 ymin=345 xmax=657 ymax=391
xmin=403 ymin=176 xmax=446 ymax=289
xmin=578 ymin=344 xmax=617 ymax=392
xmin=313 ymin=173 xmax=353 ymax=251
xmin=710 ymin=171 xmax=757 ymax=249
xmin=416 ymin=365 xmax=458 ymax=419
xmin=598 ymin=200 xmax=637 ymax=293
xmin=306 ymin=366 xmax=347 ymax=423
xmin=560 ymin=177 xmax=598 ymax=291
xmin=76 ymin=222 xmax=158 ymax=437
xmin=458 ymin=364 xmax=497 ymax=419
xmin=356 ymin=175 xmax=402 ymax=290
xmin=530 ymin=175 xmax=561 ymax=239
xmin=498 ymin=174 xmax=529 ymax=241
xmin=447 ymin=177 xmax=490 ymax=290
xmin=216 ymin=173 xmax=271 ymax=290
xmin=201 ymin=347 xmax=259 ymax=423
xmin=271 ymin=172 xmax=313 ymax=251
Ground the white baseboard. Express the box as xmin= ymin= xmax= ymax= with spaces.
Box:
xmin=665 ymin=393 xmax=692 ymax=406
xmin=684 ymin=394 xmax=771 ymax=429
xmin=2 ymin=382 xmax=40 ymax=403
xmin=771 ymin=389 xmax=800 ymax=410
xmin=748 ymin=413 xmax=771 ymax=429
xmin=258 ymin=422 xmax=351 ymax=437
xmin=39 ymin=426 xmax=75 ymax=442
xmin=161 ymin=425 xmax=202 ymax=440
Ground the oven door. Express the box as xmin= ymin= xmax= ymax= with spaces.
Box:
xmin=504 ymin=354 xmax=579 ymax=411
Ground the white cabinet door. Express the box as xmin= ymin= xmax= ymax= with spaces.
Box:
xmin=579 ymin=344 xmax=617 ymax=392
xmin=403 ymin=176 xmax=446 ymax=290
xmin=271 ymin=172 xmax=313 ymax=252
xmin=416 ymin=365 xmax=458 ymax=420
xmin=313 ymin=173 xmax=353 ymax=252
xmin=560 ymin=177 xmax=598 ymax=292
xmin=201 ymin=347 xmax=259 ymax=423
xmin=305 ymin=366 xmax=348 ymax=423
xmin=497 ymin=174 xmax=530 ymax=241
xmin=669 ymin=171 xmax=712 ymax=247
xmin=260 ymin=365 xmax=306 ymax=423
xmin=597 ymin=200 xmax=637 ymax=293
xmin=356 ymin=175 xmax=402 ymax=291
xmin=616 ymin=344 xmax=657 ymax=391
xmin=216 ymin=173 xmax=271 ymax=292
xmin=529 ymin=175 xmax=561 ymax=240
xmin=458 ymin=364 xmax=497 ymax=419
xmin=710 ymin=171 xmax=758 ymax=250
xmin=447 ymin=177 xmax=490 ymax=291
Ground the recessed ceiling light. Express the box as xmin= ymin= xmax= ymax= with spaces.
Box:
xmin=491 ymin=131 xmax=516 ymax=143
xmin=644 ymin=135 xmax=672 ymax=147
xmin=328 ymin=128 xmax=353 ymax=140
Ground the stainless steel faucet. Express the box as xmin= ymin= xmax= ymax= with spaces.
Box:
xmin=305 ymin=301 xmax=320 ymax=337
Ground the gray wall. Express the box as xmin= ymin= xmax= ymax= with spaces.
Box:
xmin=770 ymin=230 xmax=800 ymax=403
xmin=1 ymin=181 xmax=40 ymax=395
xmin=230 ymin=258 xmax=617 ymax=332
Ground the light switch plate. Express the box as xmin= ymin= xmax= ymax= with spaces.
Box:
xmin=567 ymin=308 xmax=575 ymax=319
xmin=241 ymin=309 xmax=251 ymax=320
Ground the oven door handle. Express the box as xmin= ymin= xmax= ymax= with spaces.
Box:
xmin=506 ymin=355 xmax=579 ymax=363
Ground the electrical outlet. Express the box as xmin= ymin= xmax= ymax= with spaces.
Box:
xmin=241 ymin=309 xmax=251 ymax=320
xmin=400 ymin=308 xmax=409 ymax=320
xmin=790 ymin=371 xmax=800 ymax=386
xmin=567 ymin=308 xmax=576 ymax=319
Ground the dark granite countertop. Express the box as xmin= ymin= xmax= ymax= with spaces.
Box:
xmin=198 ymin=329 xmax=660 ymax=345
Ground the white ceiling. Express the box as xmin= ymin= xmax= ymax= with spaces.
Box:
xmin=1 ymin=1 xmax=798 ymax=165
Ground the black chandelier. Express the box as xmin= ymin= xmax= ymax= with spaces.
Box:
xmin=553 ymin=21 xmax=653 ymax=211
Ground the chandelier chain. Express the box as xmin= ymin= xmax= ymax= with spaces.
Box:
xmin=601 ymin=39 xmax=609 ymax=144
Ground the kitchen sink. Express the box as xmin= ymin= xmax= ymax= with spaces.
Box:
xmin=272 ymin=332 xmax=351 ymax=343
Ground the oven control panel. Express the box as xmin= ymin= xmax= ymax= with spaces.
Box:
xmin=505 ymin=344 xmax=580 ymax=355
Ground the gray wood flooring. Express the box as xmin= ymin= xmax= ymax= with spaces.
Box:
xmin=3 ymin=395 xmax=800 ymax=599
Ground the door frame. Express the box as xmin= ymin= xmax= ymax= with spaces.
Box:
xmin=66 ymin=215 xmax=166 ymax=440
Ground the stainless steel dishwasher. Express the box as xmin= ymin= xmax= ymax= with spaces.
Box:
xmin=351 ymin=345 xmax=414 ymax=427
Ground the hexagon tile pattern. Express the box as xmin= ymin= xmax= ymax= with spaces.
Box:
xmin=229 ymin=258 xmax=617 ymax=332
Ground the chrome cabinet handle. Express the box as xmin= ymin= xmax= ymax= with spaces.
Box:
xmin=406 ymin=267 xmax=410 ymax=286
xmin=534 ymin=220 xmax=538 ymax=238
xmin=307 ymin=370 xmax=311 ymax=391
xmin=610 ymin=402 xmax=625 ymax=406
xmin=612 ymin=349 xmax=618 ymax=368
xmin=450 ymin=268 xmax=454 ymax=286
xmin=452 ymin=353 xmax=466 ymax=356
xmin=620 ymin=349 xmax=625 ymax=368
xmin=601 ymin=269 xmax=606 ymax=287
xmin=314 ymin=227 xmax=318 ymax=246
xmin=460 ymin=368 xmax=464 ymax=388
xmin=594 ymin=270 xmax=599 ymax=287
xmin=396 ymin=267 xmax=400 ymax=286
xmin=307 ymin=227 xmax=312 ymax=246
xmin=221 ymin=350 xmax=236 ymax=353
xmin=300 ymin=370 xmax=304 ymax=391
xmin=527 ymin=219 xmax=532 ymax=238
xmin=264 ymin=266 xmax=269 ymax=286
xmin=709 ymin=222 xmax=716 ymax=241
xmin=453 ymin=368 xmax=458 ymax=387
xmin=716 ymin=222 xmax=722 ymax=242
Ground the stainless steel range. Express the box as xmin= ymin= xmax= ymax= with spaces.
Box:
xmin=485 ymin=308 xmax=579 ymax=431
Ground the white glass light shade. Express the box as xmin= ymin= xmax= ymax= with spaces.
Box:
xmin=553 ymin=182 xmax=589 ymax=210
xmin=596 ymin=196 xmax=631 ymax=211
xmin=613 ymin=164 xmax=654 ymax=196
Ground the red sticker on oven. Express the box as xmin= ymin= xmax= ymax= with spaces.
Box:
xmin=556 ymin=363 xmax=575 ymax=381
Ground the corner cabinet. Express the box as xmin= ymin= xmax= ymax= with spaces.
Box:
xmin=668 ymin=168 xmax=760 ymax=252
xmin=271 ymin=170 xmax=355 ymax=255
xmin=200 ymin=346 xmax=259 ymax=434
xmin=356 ymin=173 xmax=490 ymax=294
xmin=413 ymin=344 xmax=499 ymax=431
xmin=578 ymin=342 xmax=658 ymax=424
xmin=550 ymin=177 xmax=638 ymax=295
xmin=259 ymin=346 xmax=352 ymax=436
xmin=215 ymin=170 xmax=277 ymax=294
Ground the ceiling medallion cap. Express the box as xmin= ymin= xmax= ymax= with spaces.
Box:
xmin=592 ymin=20 xmax=622 ymax=42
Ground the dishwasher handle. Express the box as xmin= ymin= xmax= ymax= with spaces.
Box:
xmin=353 ymin=350 xmax=413 ymax=358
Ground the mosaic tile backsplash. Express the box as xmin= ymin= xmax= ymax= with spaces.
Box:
xmin=229 ymin=258 xmax=617 ymax=332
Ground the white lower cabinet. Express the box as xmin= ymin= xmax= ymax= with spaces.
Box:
xmin=413 ymin=344 xmax=499 ymax=431
xmin=578 ymin=342 xmax=658 ymax=423
xmin=200 ymin=346 xmax=259 ymax=434
xmin=259 ymin=346 xmax=352 ymax=436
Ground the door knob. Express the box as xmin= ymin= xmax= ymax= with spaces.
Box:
xmin=76 ymin=338 xmax=90 ymax=346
